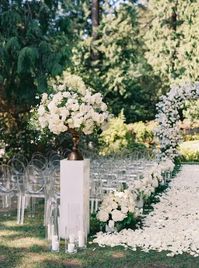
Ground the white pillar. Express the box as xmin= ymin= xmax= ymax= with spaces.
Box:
xmin=59 ymin=159 xmax=90 ymax=239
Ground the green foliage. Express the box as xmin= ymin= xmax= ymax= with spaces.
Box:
xmin=145 ymin=0 xmax=199 ymax=85
xmin=178 ymin=140 xmax=199 ymax=162
xmin=183 ymin=100 xmax=199 ymax=121
xmin=90 ymin=213 xmax=104 ymax=235
xmin=115 ymin=212 xmax=138 ymax=232
xmin=99 ymin=112 xmax=135 ymax=155
xmin=180 ymin=119 xmax=199 ymax=141
xmin=0 ymin=0 xmax=79 ymax=157
xmin=72 ymin=2 xmax=162 ymax=122
xmin=129 ymin=121 xmax=156 ymax=145
xmin=179 ymin=149 xmax=199 ymax=162
xmin=0 ymin=0 xmax=74 ymax=112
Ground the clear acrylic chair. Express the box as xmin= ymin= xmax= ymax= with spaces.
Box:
xmin=16 ymin=164 xmax=45 ymax=224
xmin=0 ymin=164 xmax=16 ymax=215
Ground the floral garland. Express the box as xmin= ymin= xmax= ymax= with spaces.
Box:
xmin=97 ymin=159 xmax=175 ymax=231
xmin=155 ymin=82 xmax=199 ymax=160
xmin=38 ymin=71 xmax=110 ymax=135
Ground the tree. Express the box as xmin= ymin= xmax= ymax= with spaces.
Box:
xmin=72 ymin=2 xmax=162 ymax=122
xmin=0 ymin=0 xmax=76 ymax=156
xmin=0 ymin=0 xmax=74 ymax=118
xmin=144 ymin=0 xmax=199 ymax=86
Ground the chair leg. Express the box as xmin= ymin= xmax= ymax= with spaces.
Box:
xmin=94 ymin=199 xmax=99 ymax=212
xmin=31 ymin=197 xmax=36 ymax=218
xmin=44 ymin=198 xmax=47 ymax=226
xmin=2 ymin=196 xmax=5 ymax=209
xmin=17 ymin=195 xmax=22 ymax=224
xmin=90 ymin=199 xmax=94 ymax=214
xmin=20 ymin=195 xmax=26 ymax=224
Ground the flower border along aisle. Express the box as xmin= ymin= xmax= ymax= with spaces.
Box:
xmin=96 ymin=159 xmax=175 ymax=232
xmin=155 ymin=82 xmax=199 ymax=160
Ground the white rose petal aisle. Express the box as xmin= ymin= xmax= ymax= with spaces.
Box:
xmin=93 ymin=165 xmax=199 ymax=257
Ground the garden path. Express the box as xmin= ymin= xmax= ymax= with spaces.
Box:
xmin=93 ymin=165 xmax=199 ymax=257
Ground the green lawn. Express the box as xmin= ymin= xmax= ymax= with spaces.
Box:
xmin=178 ymin=140 xmax=199 ymax=162
xmin=0 ymin=209 xmax=199 ymax=268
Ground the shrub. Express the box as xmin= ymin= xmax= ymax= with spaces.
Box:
xmin=99 ymin=112 xmax=135 ymax=156
xmin=128 ymin=121 xmax=156 ymax=145
xmin=178 ymin=140 xmax=199 ymax=162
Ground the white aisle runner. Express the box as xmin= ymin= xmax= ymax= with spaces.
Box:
xmin=93 ymin=165 xmax=199 ymax=257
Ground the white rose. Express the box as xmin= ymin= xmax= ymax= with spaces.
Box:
xmin=101 ymin=102 xmax=107 ymax=111
xmin=39 ymin=116 xmax=48 ymax=128
xmin=104 ymin=205 xmax=113 ymax=213
xmin=67 ymin=118 xmax=75 ymax=129
xmin=152 ymin=178 xmax=159 ymax=188
xmin=47 ymin=101 xmax=58 ymax=113
xmin=111 ymin=209 xmax=126 ymax=222
xmin=71 ymin=103 xmax=79 ymax=112
xmin=41 ymin=93 xmax=48 ymax=102
xmin=111 ymin=201 xmax=118 ymax=210
xmin=97 ymin=210 xmax=109 ymax=222
xmin=38 ymin=105 xmax=45 ymax=116
xmin=114 ymin=192 xmax=124 ymax=198
xmin=121 ymin=206 xmax=128 ymax=214
xmin=63 ymin=91 xmax=71 ymax=98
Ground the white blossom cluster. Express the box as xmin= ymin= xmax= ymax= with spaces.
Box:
xmin=155 ymin=82 xmax=199 ymax=160
xmin=97 ymin=159 xmax=175 ymax=228
xmin=97 ymin=189 xmax=138 ymax=229
xmin=93 ymin=165 xmax=199 ymax=257
xmin=130 ymin=159 xmax=174 ymax=200
xmin=38 ymin=72 xmax=110 ymax=135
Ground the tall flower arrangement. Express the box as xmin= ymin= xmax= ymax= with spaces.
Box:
xmin=38 ymin=72 xmax=110 ymax=136
xmin=155 ymin=82 xmax=199 ymax=160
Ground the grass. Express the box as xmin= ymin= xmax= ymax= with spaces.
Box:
xmin=0 ymin=167 xmax=195 ymax=268
xmin=0 ymin=198 xmax=199 ymax=268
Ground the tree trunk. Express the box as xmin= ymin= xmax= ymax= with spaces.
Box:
xmin=171 ymin=1 xmax=178 ymax=78
xmin=91 ymin=0 xmax=99 ymax=61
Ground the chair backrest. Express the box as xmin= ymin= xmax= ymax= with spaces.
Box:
xmin=0 ymin=164 xmax=16 ymax=193
xmin=12 ymin=153 xmax=28 ymax=167
xmin=50 ymin=167 xmax=60 ymax=198
xmin=30 ymin=153 xmax=48 ymax=170
xmin=25 ymin=165 xmax=44 ymax=194
xmin=8 ymin=158 xmax=26 ymax=174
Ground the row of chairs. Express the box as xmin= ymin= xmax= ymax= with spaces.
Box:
xmin=0 ymin=152 xmax=60 ymax=225
xmin=0 ymin=150 xmax=160 ymax=223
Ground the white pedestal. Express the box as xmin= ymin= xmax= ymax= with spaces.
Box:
xmin=59 ymin=159 xmax=90 ymax=239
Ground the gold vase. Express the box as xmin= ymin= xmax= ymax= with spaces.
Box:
xmin=67 ymin=129 xmax=83 ymax=160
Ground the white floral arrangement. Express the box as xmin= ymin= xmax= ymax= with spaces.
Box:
xmin=97 ymin=159 xmax=175 ymax=232
xmin=130 ymin=162 xmax=168 ymax=201
xmin=38 ymin=71 xmax=110 ymax=135
xmin=96 ymin=189 xmax=139 ymax=232
xmin=155 ymin=82 xmax=199 ymax=160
